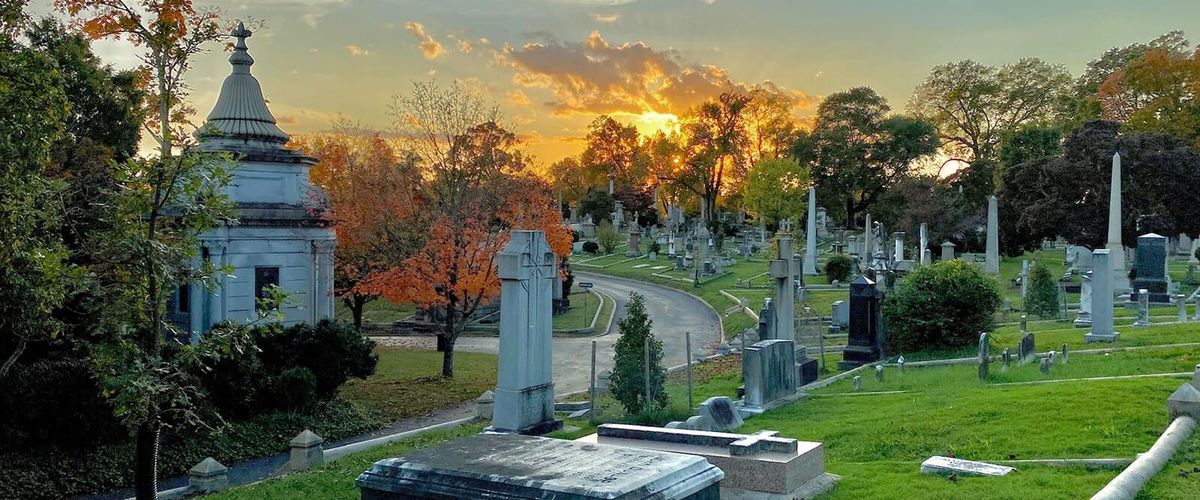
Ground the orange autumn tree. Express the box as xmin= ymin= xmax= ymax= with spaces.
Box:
xmin=291 ymin=124 xmax=423 ymax=330
xmin=362 ymin=80 xmax=570 ymax=378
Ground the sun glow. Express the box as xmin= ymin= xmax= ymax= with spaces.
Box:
xmin=633 ymin=112 xmax=680 ymax=136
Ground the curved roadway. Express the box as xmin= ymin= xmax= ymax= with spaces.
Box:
xmin=454 ymin=272 xmax=722 ymax=395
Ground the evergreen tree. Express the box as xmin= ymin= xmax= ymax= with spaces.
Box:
xmin=609 ymin=292 xmax=668 ymax=414
xmin=1025 ymin=262 xmax=1060 ymax=319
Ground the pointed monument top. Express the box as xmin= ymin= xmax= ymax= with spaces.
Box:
xmin=198 ymin=20 xmax=290 ymax=146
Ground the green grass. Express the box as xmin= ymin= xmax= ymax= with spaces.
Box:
xmin=1140 ymin=430 xmax=1200 ymax=499
xmin=550 ymin=290 xmax=606 ymax=332
xmin=339 ymin=348 xmax=496 ymax=423
xmin=206 ymin=425 xmax=485 ymax=499
xmin=334 ymin=300 xmax=415 ymax=324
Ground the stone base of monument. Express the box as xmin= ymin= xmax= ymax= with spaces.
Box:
xmin=579 ymin=424 xmax=838 ymax=500
xmin=356 ymin=433 xmax=724 ymax=499
xmin=836 ymin=345 xmax=880 ymax=371
xmin=487 ymin=382 xmax=563 ymax=435
xmin=797 ymin=358 xmax=819 ymax=386
xmin=1084 ymin=331 xmax=1121 ymax=344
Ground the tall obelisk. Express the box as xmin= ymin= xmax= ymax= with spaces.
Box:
xmin=1106 ymin=153 xmax=1128 ymax=293
xmin=803 ymin=186 xmax=819 ymax=275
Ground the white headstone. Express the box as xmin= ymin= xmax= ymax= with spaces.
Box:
xmin=490 ymin=230 xmax=561 ymax=434
xmin=919 ymin=223 xmax=930 ymax=265
xmin=920 ymin=456 xmax=1014 ymax=477
xmin=1085 ymin=249 xmax=1120 ymax=343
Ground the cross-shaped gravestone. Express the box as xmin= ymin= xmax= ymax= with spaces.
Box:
xmin=729 ymin=430 xmax=799 ymax=456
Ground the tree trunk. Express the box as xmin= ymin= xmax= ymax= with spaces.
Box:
xmin=845 ymin=198 xmax=857 ymax=230
xmin=134 ymin=422 xmax=160 ymax=500
xmin=348 ymin=295 xmax=367 ymax=331
xmin=441 ymin=339 xmax=455 ymax=378
xmin=0 ymin=336 xmax=27 ymax=379
xmin=436 ymin=334 xmax=449 ymax=352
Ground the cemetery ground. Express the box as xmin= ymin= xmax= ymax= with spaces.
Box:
xmin=337 ymin=288 xmax=613 ymax=336
xmin=208 ymin=320 xmax=1200 ymax=498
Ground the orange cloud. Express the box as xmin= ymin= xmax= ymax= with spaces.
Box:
xmin=497 ymin=31 xmax=814 ymax=117
xmin=345 ymin=44 xmax=372 ymax=57
xmin=591 ymin=13 xmax=621 ymax=23
xmin=405 ymin=21 xmax=446 ymax=60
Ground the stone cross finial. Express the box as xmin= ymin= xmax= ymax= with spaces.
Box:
xmin=232 ymin=21 xmax=252 ymax=44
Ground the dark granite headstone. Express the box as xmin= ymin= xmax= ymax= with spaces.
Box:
xmin=1019 ymin=332 xmax=1036 ymax=363
xmin=838 ymin=276 xmax=884 ymax=370
xmin=797 ymin=358 xmax=819 ymax=385
xmin=356 ymin=433 xmax=724 ymax=500
xmin=758 ymin=298 xmax=776 ymax=341
xmin=1131 ymin=233 xmax=1171 ymax=303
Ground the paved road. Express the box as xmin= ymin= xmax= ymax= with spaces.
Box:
xmin=454 ymin=272 xmax=721 ymax=395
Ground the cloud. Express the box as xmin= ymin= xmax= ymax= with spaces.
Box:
xmin=345 ymin=44 xmax=371 ymax=57
xmin=405 ymin=21 xmax=446 ymax=60
xmin=507 ymin=89 xmax=531 ymax=106
xmin=455 ymin=38 xmax=475 ymax=54
xmin=496 ymin=31 xmax=814 ymax=116
xmin=591 ymin=13 xmax=621 ymax=23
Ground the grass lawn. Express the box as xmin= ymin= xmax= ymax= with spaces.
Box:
xmin=334 ymin=300 xmax=415 ymax=324
xmin=339 ymin=348 xmax=496 ymax=423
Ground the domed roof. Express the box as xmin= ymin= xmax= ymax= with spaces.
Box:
xmin=198 ymin=22 xmax=289 ymax=145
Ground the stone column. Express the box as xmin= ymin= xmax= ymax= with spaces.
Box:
xmin=985 ymin=195 xmax=999 ymax=274
xmin=803 ymin=187 xmax=818 ymax=275
xmin=205 ymin=241 xmax=227 ymax=329
xmin=771 ymin=231 xmax=795 ymax=343
xmin=941 ymin=241 xmax=955 ymax=260
xmin=1085 ymin=249 xmax=1120 ymax=343
xmin=1134 ymin=289 xmax=1150 ymax=327
xmin=312 ymin=239 xmax=336 ymax=321
xmin=919 ymin=223 xmax=930 ymax=265
xmin=1020 ymin=260 xmax=1029 ymax=300
xmin=893 ymin=232 xmax=905 ymax=261
xmin=1074 ymin=272 xmax=1093 ymax=328
xmin=697 ymin=226 xmax=710 ymax=274
xmin=1107 ymin=152 xmax=1129 ymax=292
xmin=489 ymin=230 xmax=562 ymax=434
xmin=1179 ymin=295 xmax=1188 ymax=323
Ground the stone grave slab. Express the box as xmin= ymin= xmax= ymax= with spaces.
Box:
xmin=581 ymin=424 xmax=837 ymax=498
xmin=920 ymin=456 xmax=1014 ymax=477
xmin=357 ymin=433 xmax=723 ymax=499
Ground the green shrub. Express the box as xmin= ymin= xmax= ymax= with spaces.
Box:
xmin=596 ymin=221 xmax=621 ymax=254
xmin=609 ymin=293 xmax=668 ymax=415
xmin=883 ymin=259 xmax=1001 ymax=353
xmin=275 ymin=367 xmax=318 ymax=410
xmin=582 ymin=241 xmax=599 ymax=253
xmin=824 ymin=254 xmax=853 ymax=282
xmin=0 ymin=355 xmax=121 ymax=447
xmin=1024 ymin=262 xmax=1060 ymax=319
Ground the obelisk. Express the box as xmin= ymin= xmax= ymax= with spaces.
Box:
xmin=984 ymin=195 xmax=999 ymax=274
xmin=1107 ymin=153 xmax=1128 ymax=292
xmin=803 ymin=187 xmax=819 ymax=275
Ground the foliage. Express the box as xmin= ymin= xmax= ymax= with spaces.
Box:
xmin=579 ymin=189 xmax=616 ymax=224
xmin=583 ymin=241 xmax=600 ymax=254
xmin=581 ymin=115 xmax=645 ymax=191
xmin=872 ymin=175 xmax=980 ymax=249
xmin=824 ymin=254 xmax=853 ymax=283
xmin=609 ymin=293 xmax=668 ymax=414
xmin=794 ymin=87 xmax=939 ymax=228
xmin=613 ymin=185 xmax=655 ymax=227
xmin=673 ymin=92 xmax=752 ymax=223
xmin=998 ymin=125 xmax=1062 ymax=188
xmin=1024 ymin=262 xmax=1060 ymax=318
xmin=999 ymin=120 xmax=1200 ymax=251
xmin=883 ymin=260 xmax=1001 ymax=353
xmin=1096 ymin=43 xmax=1200 ymax=147
xmin=909 ymin=58 xmax=1073 ymax=166
xmin=742 ymin=157 xmax=809 ymax=225
xmin=0 ymin=354 xmax=122 ymax=447
xmin=596 ymin=220 xmax=622 ymax=254
xmin=291 ymin=125 xmax=424 ymax=330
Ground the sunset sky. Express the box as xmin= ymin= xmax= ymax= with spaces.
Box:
xmin=27 ymin=0 xmax=1200 ymax=164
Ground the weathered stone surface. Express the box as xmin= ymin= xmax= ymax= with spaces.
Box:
xmin=1086 ymin=249 xmax=1121 ymax=343
xmin=289 ymin=430 xmax=324 ymax=471
xmin=699 ymin=396 xmax=744 ymax=431
xmin=920 ymin=456 xmax=1014 ymax=477
xmin=838 ymin=276 xmax=883 ymax=370
xmin=1168 ymin=382 xmax=1200 ymax=419
xmin=985 ymin=196 xmax=999 ymax=274
xmin=978 ymin=332 xmax=990 ymax=380
xmin=830 ymin=300 xmax=848 ymax=329
xmin=358 ymin=433 xmax=724 ymax=500
xmin=585 ymin=424 xmax=832 ymax=498
xmin=1131 ymin=233 xmax=1171 ymax=303
xmin=797 ymin=358 xmax=819 ymax=386
xmin=188 ymin=457 xmax=229 ymax=493
xmin=742 ymin=339 xmax=797 ymax=411
xmin=1019 ymin=332 xmax=1036 ymax=364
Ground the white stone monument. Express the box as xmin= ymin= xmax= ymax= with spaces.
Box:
xmin=1085 ymin=249 xmax=1120 ymax=343
xmin=489 ymin=230 xmax=562 ymax=434
xmin=893 ymin=232 xmax=905 ymax=262
xmin=1107 ymin=153 xmax=1129 ymax=293
xmin=771 ymin=230 xmax=796 ymax=342
xmin=863 ymin=214 xmax=873 ymax=261
xmin=919 ymin=222 xmax=930 ymax=265
xmin=1074 ymin=272 xmax=1092 ymax=328
xmin=804 ymin=187 xmax=819 ymax=276
xmin=985 ymin=195 xmax=999 ymax=274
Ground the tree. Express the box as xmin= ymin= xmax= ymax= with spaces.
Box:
xmin=673 ymin=92 xmax=751 ymax=224
xmin=794 ymin=87 xmax=939 ymax=229
xmin=1024 ymin=262 xmax=1059 ymax=318
xmin=742 ymin=157 xmax=809 ymax=225
xmin=909 ymin=58 xmax=1072 ymax=166
xmin=0 ymin=27 xmax=73 ymax=379
xmin=57 ymin=2 xmax=234 ymax=497
xmin=579 ymin=189 xmax=616 ymax=225
xmin=608 ymin=292 xmax=667 ymax=415
xmin=1096 ymin=46 xmax=1200 ymax=146
xmin=872 ymin=175 xmax=980 ymax=249
xmin=743 ymin=85 xmax=801 ymax=166
xmin=548 ymin=156 xmax=589 ymax=203
xmin=291 ymin=126 xmax=423 ymax=330
xmin=1075 ymin=31 xmax=1191 ymax=126
xmin=596 ymin=220 xmax=621 ymax=254
xmin=581 ymin=115 xmax=644 ymax=193
xmin=365 ymin=81 xmax=570 ymax=378
xmin=613 ymin=185 xmax=655 ymax=227
xmin=999 ymin=120 xmax=1200 ymax=252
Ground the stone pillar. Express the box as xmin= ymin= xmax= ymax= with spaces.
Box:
xmin=205 ymin=241 xmax=227 ymax=329
xmin=490 ymin=230 xmax=561 ymax=434
xmin=289 ymin=430 xmax=324 ymax=471
xmin=893 ymin=232 xmax=905 ymax=261
xmin=1134 ymin=289 xmax=1150 ymax=327
xmin=838 ymin=276 xmax=882 ymax=370
xmin=941 ymin=241 xmax=956 ymax=261
xmin=863 ymin=214 xmax=873 ymax=261
xmin=803 ymin=187 xmax=819 ymax=276
xmin=771 ymin=232 xmax=795 ymax=343
xmin=1178 ymin=295 xmax=1188 ymax=323
xmin=312 ymin=239 xmax=336 ymax=321
xmin=1107 ymin=153 xmax=1129 ymax=292
xmin=1074 ymin=272 xmax=1092 ymax=328
xmin=1020 ymin=260 xmax=1029 ymax=301
xmin=985 ymin=195 xmax=999 ymax=274
xmin=626 ymin=228 xmax=641 ymax=257
xmin=697 ymin=226 xmax=711 ymax=274
xmin=919 ymin=223 xmax=930 ymax=265
xmin=978 ymin=332 xmax=990 ymax=381
xmin=188 ymin=457 xmax=228 ymax=493
xmin=1085 ymin=249 xmax=1120 ymax=343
